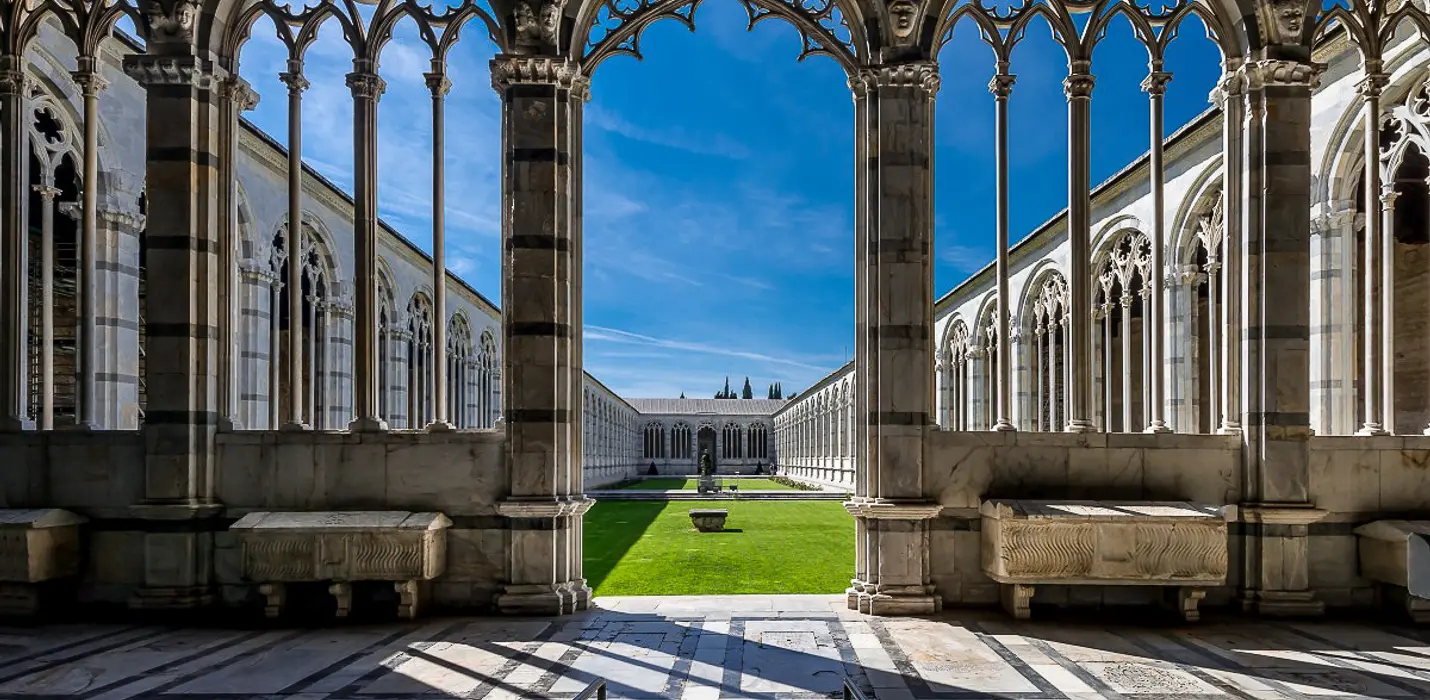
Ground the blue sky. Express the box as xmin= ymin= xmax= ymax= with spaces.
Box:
xmin=235 ymin=2 xmax=1222 ymax=399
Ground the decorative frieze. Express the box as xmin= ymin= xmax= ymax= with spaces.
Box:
xmin=873 ymin=62 xmax=940 ymax=96
xmin=1240 ymin=59 xmax=1324 ymax=91
xmin=489 ymin=56 xmax=585 ymax=92
xmin=122 ymin=55 xmax=216 ymax=90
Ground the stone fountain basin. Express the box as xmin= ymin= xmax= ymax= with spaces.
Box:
xmin=689 ymin=509 xmax=729 ymax=532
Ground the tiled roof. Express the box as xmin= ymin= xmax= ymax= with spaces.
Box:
xmin=626 ymin=398 xmax=788 ymax=416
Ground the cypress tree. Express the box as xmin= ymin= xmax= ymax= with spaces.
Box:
xmin=741 ymin=377 xmax=753 ymax=399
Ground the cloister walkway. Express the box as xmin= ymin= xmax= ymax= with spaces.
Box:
xmin=2 ymin=595 xmax=1429 ymax=700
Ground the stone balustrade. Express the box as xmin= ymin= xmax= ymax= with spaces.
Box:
xmin=1353 ymin=520 xmax=1430 ymax=622
xmin=230 ymin=511 xmax=451 ymax=619
xmin=0 ymin=508 xmax=87 ymax=616
xmin=980 ymin=499 xmax=1229 ymax=621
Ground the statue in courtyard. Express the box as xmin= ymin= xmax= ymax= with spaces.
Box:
xmin=698 ymin=450 xmax=714 ymax=478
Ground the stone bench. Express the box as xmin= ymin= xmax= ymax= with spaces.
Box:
xmin=980 ymin=500 xmax=1229 ymax=621
xmin=0 ymin=509 xmax=87 ymax=616
xmin=1354 ymin=520 xmax=1430 ymax=622
xmin=230 ymin=511 xmax=450 ymax=619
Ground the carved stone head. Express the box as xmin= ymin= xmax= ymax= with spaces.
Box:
xmin=146 ymin=0 xmax=197 ymax=45
xmin=514 ymin=0 xmax=560 ymax=49
xmin=889 ymin=0 xmax=919 ymax=40
xmin=1271 ymin=0 xmax=1304 ymax=41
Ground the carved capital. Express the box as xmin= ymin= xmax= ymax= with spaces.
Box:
xmin=280 ymin=60 xmax=309 ymax=95
xmin=1141 ymin=70 xmax=1171 ymax=96
xmin=346 ymin=71 xmax=386 ymax=101
xmin=424 ymin=71 xmax=452 ymax=98
xmin=1382 ymin=185 xmax=1401 ymax=209
xmin=220 ymin=76 xmax=260 ymax=111
xmin=988 ymin=73 xmax=1015 ymax=99
xmin=490 ymin=56 xmax=585 ymax=93
xmin=1240 ymin=58 xmax=1323 ymax=91
xmin=32 ymin=184 xmax=61 ymax=200
xmin=144 ymin=0 xmax=199 ymax=46
xmin=849 ymin=70 xmax=874 ymax=99
xmin=1357 ymin=70 xmax=1389 ymax=100
xmin=874 ymin=62 xmax=939 ymax=95
xmin=1208 ymin=67 xmax=1243 ymax=108
xmin=71 ymin=57 xmax=108 ymax=96
xmin=123 ymin=55 xmax=215 ymax=89
xmin=1063 ymin=68 xmax=1094 ymax=101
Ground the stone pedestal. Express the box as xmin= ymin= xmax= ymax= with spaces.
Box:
xmin=845 ymin=500 xmax=943 ymax=616
xmin=0 ymin=509 xmax=87 ymax=616
xmin=689 ymin=509 xmax=728 ymax=532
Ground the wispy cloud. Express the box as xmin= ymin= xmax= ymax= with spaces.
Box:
xmin=586 ymin=105 xmax=752 ymax=159
xmin=585 ymin=324 xmax=834 ymax=374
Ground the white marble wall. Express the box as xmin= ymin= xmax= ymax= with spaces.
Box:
xmin=774 ymin=363 xmax=854 ymax=489
xmin=580 ymin=376 xmax=640 ymax=488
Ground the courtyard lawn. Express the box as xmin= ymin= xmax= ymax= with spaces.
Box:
xmin=585 ymin=500 xmax=853 ymax=596
xmin=612 ymin=478 xmax=799 ymax=490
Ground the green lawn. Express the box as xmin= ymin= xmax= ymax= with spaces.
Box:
xmin=584 ymin=500 xmax=854 ymax=596
xmin=612 ymin=478 xmax=799 ymax=490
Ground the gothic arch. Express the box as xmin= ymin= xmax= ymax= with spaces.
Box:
xmin=1168 ymin=160 xmax=1225 ymax=270
xmin=1012 ymin=259 xmax=1064 ymax=330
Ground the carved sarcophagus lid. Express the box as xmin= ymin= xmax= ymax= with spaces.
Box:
xmin=231 ymin=511 xmax=451 ymax=583
xmin=980 ymin=500 xmax=1230 ymax=586
xmin=0 ymin=509 xmax=87 ymax=583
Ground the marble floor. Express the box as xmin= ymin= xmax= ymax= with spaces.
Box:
xmin=3 ymin=595 xmax=1430 ymax=700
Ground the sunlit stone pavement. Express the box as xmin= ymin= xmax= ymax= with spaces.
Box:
xmin=4 ymin=595 xmax=1430 ymax=699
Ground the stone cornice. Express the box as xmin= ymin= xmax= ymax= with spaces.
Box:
xmin=844 ymin=498 xmax=944 ymax=521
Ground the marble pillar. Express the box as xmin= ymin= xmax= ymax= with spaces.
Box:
xmin=1236 ymin=57 xmax=1325 ymax=617
xmin=491 ymin=56 xmax=591 ymax=616
xmin=121 ymin=49 xmax=225 ymax=610
xmin=846 ymin=62 xmax=941 ymax=616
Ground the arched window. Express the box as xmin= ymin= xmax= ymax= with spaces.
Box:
xmin=1026 ymin=271 xmax=1070 ymax=432
xmin=643 ymin=422 xmax=666 ymax=459
xmin=1094 ymin=232 xmax=1151 ymax=433
xmin=722 ymin=422 xmax=740 ymax=459
xmin=377 ymin=268 xmax=396 ymax=426
xmin=448 ymin=314 xmax=474 ymax=428
xmin=406 ymin=293 xmax=434 ymax=429
xmin=271 ymin=220 xmax=336 ymax=429
xmin=477 ymin=330 xmax=499 ymax=428
xmin=671 ymin=422 xmax=692 ymax=459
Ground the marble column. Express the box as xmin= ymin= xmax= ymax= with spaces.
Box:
xmin=992 ymin=71 xmax=1015 ymax=431
xmin=73 ymin=57 xmax=105 ymax=429
xmin=426 ymin=67 xmax=452 ymax=431
xmin=1310 ymin=204 xmax=1356 ymax=435
xmin=1358 ymin=69 xmax=1390 ymax=435
xmin=1120 ymin=292 xmax=1133 ymax=432
xmin=846 ymin=63 xmax=941 ymax=617
xmin=35 ymin=184 xmax=59 ymax=430
xmin=91 ymin=195 xmax=145 ymax=430
xmin=1381 ymin=185 xmax=1397 ymax=433
xmin=1218 ymin=66 xmax=1245 ymax=435
xmin=1064 ymin=62 xmax=1096 ymax=432
xmin=218 ymin=76 xmax=258 ymax=430
xmin=121 ymin=49 xmax=226 ymax=609
xmin=280 ymin=62 xmax=310 ymax=430
xmin=0 ymin=57 xmax=31 ymax=431
xmin=1144 ymin=70 xmax=1171 ymax=432
xmin=491 ymin=56 xmax=590 ymax=615
xmin=1236 ymin=57 xmax=1325 ymax=617
xmin=348 ymin=60 xmax=386 ymax=432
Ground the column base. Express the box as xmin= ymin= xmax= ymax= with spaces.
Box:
xmin=279 ymin=421 xmax=311 ymax=432
xmin=1357 ymin=424 xmax=1389 ymax=437
xmin=348 ymin=416 xmax=389 ymax=432
xmin=426 ymin=420 xmax=455 ymax=433
xmin=562 ymin=579 xmax=593 ymax=611
xmin=497 ymin=583 xmax=580 ymax=615
xmin=1217 ymin=423 xmax=1243 ymax=436
xmin=993 ymin=420 xmax=1016 ymax=432
xmin=1144 ymin=421 xmax=1172 ymax=434
xmin=1064 ymin=419 xmax=1097 ymax=433
xmin=852 ymin=582 xmax=940 ymax=617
